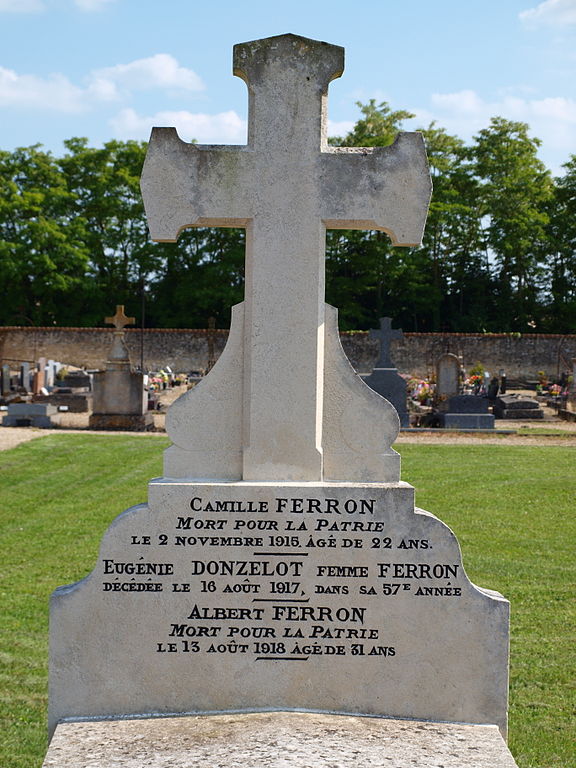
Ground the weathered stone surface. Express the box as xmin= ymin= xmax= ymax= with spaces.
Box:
xmin=91 ymin=369 xmax=147 ymax=416
xmin=43 ymin=712 xmax=519 ymax=768
xmin=49 ymin=481 xmax=509 ymax=737
xmin=436 ymin=353 xmax=461 ymax=398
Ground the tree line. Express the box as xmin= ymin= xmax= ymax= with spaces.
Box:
xmin=1 ymin=101 xmax=575 ymax=332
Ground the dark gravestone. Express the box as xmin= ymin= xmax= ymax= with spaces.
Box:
xmin=1 ymin=364 xmax=11 ymax=396
xmin=438 ymin=394 xmax=495 ymax=429
xmin=362 ymin=318 xmax=409 ymax=427
xmin=20 ymin=362 xmax=31 ymax=393
xmin=61 ymin=371 xmax=92 ymax=390
xmin=493 ymin=394 xmax=544 ymax=420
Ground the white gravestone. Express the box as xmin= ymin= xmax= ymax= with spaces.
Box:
xmin=46 ymin=34 xmax=514 ymax=767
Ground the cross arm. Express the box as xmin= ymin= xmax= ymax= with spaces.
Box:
xmin=140 ymin=128 xmax=252 ymax=242
xmin=320 ymin=132 xmax=432 ymax=246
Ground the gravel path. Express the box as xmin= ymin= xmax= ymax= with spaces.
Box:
xmin=1 ymin=416 xmax=575 ymax=451
xmin=2 ymin=386 xmax=575 ymax=450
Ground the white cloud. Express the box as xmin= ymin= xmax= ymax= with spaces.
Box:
xmin=0 ymin=0 xmax=44 ymax=11
xmin=89 ymin=54 xmax=204 ymax=101
xmin=0 ymin=66 xmax=85 ymax=111
xmin=415 ymin=88 xmax=576 ymax=173
xmin=74 ymin=0 xmax=115 ymax=10
xmin=327 ymin=119 xmax=355 ymax=138
xmin=0 ymin=55 xmax=203 ymax=112
xmin=110 ymin=108 xmax=247 ymax=144
xmin=0 ymin=0 xmax=116 ymax=10
xmin=519 ymin=0 xmax=576 ymax=26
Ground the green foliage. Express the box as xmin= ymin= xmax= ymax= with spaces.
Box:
xmin=329 ymin=99 xmax=415 ymax=147
xmin=0 ymin=437 xmax=573 ymax=767
xmin=468 ymin=361 xmax=485 ymax=377
xmin=0 ymin=101 xmax=575 ymax=332
xmin=0 ymin=145 xmax=89 ymax=325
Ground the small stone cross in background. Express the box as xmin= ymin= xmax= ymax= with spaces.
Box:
xmin=104 ymin=305 xmax=135 ymax=367
xmin=105 ymin=305 xmax=135 ymax=331
xmin=370 ymin=317 xmax=403 ymax=369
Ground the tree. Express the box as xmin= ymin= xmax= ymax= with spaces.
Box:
xmin=546 ymin=155 xmax=576 ymax=331
xmin=470 ymin=118 xmax=553 ymax=330
xmin=58 ymin=138 xmax=162 ymax=325
xmin=0 ymin=145 xmax=89 ymax=325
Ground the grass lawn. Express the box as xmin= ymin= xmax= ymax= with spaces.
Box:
xmin=0 ymin=435 xmax=574 ymax=768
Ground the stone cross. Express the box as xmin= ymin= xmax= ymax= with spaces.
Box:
xmin=105 ymin=305 xmax=135 ymax=330
xmin=141 ymin=34 xmax=431 ymax=481
xmin=369 ymin=317 xmax=403 ymax=369
xmin=104 ymin=305 xmax=135 ymax=367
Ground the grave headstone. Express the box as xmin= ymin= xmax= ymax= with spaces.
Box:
xmin=436 ymin=352 xmax=461 ymax=399
xmin=19 ymin=362 xmax=31 ymax=393
xmin=362 ymin=317 xmax=409 ymax=427
xmin=45 ymin=359 xmax=56 ymax=388
xmin=33 ymin=357 xmax=46 ymax=395
xmin=1 ymin=364 xmax=11 ymax=396
xmin=88 ymin=305 xmax=153 ymax=431
xmin=45 ymin=34 xmax=516 ymax=768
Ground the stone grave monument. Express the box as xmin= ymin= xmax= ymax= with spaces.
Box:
xmin=361 ymin=317 xmax=409 ymax=427
xmin=19 ymin=362 xmax=31 ymax=393
xmin=1 ymin=363 xmax=11 ymax=396
xmin=44 ymin=34 xmax=517 ymax=768
xmin=89 ymin=305 xmax=153 ymax=431
xmin=2 ymin=401 xmax=61 ymax=428
xmin=493 ymin=393 xmax=544 ymax=420
xmin=435 ymin=354 xmax=494 ymax=429
xmin=438 ymin=394 xmax=495 ymax=429
xmin=435 ymin=352 xmax=461 ymax=399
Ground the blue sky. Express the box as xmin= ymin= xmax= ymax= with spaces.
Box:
xmin=0 ymin=0 xmax=574 ymax=174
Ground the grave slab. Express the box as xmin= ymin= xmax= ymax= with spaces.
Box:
xmin=43 ymin=712 xmax=519 ymax=768
xmin=3 ymin=402 xmax=61 ymax=428
xmin=49 ymin=481 xmax=509 ymax=736
xmin=438 ymin=395 xmax=495 ymax=430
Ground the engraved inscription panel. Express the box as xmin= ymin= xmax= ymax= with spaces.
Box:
xmin=49 ymin=482 xmax=509 ymax=732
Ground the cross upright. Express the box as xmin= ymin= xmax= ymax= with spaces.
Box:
xmin=104 ymin=305 xmax=135 ymax=367
xmin=105 ymin=305 xmax=135 ymax=331
xmin=370 ymin=317 xmax=404 ymax=369
xmin=141 ymin=34 xmax=431 ymax=482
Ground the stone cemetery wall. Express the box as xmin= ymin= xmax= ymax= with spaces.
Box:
xmin=1 ymin=325 xmax=575 ymax=380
